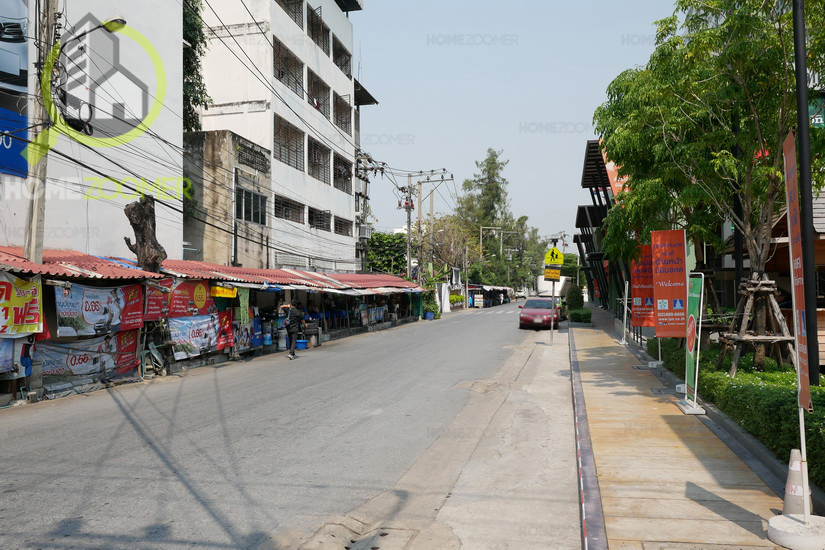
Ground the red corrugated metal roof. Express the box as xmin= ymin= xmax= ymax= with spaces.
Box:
xmin=326 ymin=273 xmax=419 ymax=289
xmin=0 ymin=247 xmax=163 ymax=280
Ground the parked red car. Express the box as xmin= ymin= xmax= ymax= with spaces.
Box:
xmin=518 ymin=298 xmax=560 ymax=329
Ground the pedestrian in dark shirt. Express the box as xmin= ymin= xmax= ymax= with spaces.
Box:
xmin=281 ymin=299 xmax=306 ymax=360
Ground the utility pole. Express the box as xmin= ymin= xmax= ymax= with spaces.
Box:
xmin=404 ymin=175 xmax=414 ymax=278
xmin=24 ymin=0 xmax=58 ymax=263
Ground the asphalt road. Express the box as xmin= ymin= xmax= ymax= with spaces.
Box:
xmin=0 ymin=303 xmax=535 ymax=550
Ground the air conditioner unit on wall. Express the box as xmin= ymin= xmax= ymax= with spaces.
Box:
xmin=359 ymin=225 xmax=372 ymax=239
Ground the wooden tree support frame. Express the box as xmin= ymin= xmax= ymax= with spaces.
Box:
xmin=717 ymin=274 xmax=796 ymax=376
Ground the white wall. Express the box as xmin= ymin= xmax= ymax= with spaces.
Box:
xmin=0 ymin=0 xmax=184 ymax=258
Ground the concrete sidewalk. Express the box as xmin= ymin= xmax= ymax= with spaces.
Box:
xmin=572 ymin=307 xmax=785 ymax=549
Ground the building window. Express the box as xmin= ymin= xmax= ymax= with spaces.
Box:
xmin=333 ymin=154 xmax=352 ymax=194
xmin=333 ymin=92 xmax=351 ymax=134
xmin=273 ymin=194 xmax=305 ymax=224
xmin=307 ymin=137 xmax=330 ymax=183
xmin=355 ymin=194 xmax=360 ymax=212
xmin=274 ymin=114 xmax=305 ymax=171
xmin=275 ymin=0 xmax=303 ymax=29
xmin=334 ymin=216 xmax=353 ymax=237
xmin=274 ymin=36 xmax=304 ymax=97
xmin=307 ymin=5 xmax=330 ymax=55
xmin=235 ymin=187 xmax=267 ymax=226
xmin=332 ymin=35 xmax=352 ymax=77
xmin=307 ymin=70 xmax=330 ymax=119
xmin=308 ymin=207 xmax=331 ymax=231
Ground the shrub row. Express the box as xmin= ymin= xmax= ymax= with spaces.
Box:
xmin=569 ymin=308 xmax=592 ymax=323
xmin=647 ymin=338 xmax=825 ymax=488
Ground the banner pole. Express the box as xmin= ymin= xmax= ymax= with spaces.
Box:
xmin=691 ymin=272 xmax=705 ymax=409
xmin=621 ymin=280 xmax=629 ymax=345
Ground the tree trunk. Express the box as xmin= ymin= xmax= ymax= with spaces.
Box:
xmin=753 ymin=294 xmax=767 ymax=370
xmin=124 ymin=195 xmax=167 ymax=273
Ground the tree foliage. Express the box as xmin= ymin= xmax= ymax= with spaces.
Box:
xmin=366 ymin=232 xmax=407 ymax=275
xmin=594 ymin=0 xmax=825 ymax=271
xmin=183 ymin=0 xmax=210 ymax=132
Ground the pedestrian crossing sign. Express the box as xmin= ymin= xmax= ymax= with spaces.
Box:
xmin=545 ymin=247 xmax=563 ymax=265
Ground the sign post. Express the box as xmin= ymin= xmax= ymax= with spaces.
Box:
xmin=545 ymin=246 xmax=563 ymax=345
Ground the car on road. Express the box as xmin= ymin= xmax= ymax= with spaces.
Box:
xmin=514 ymin=290 xmax=527 ymax=300
xmin=518 ymin=298 xmax=561 ymax=329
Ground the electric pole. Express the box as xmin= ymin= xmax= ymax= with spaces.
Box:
xmin=403 ymin=174 xmax=414 ymax=278
xmin=24 ymin=0 xmax=58 ymax=263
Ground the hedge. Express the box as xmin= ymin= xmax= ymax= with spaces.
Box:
xmin=647 ymin=337 xmax=825 ymax=488
xmin=569 ymin=308 xmax=591 ymax=323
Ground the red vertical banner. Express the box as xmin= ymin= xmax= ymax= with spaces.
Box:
xmin=631 ymin=244 xmax=655 ymax=327
xmin=784 ymin=131 xmax=813 ymax=412
xmin=651 ymin=230 xmax=688 ymax=337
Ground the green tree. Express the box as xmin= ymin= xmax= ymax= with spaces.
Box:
xmin=594 ymin=1 xmax=825 ymax=368
xmin=366 ymin=232 xmax=407 ymax=275
xmin=183 ymin=0 xmax=210 ymax=132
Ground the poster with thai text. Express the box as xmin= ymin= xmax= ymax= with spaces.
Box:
xmin=39 ymin=330 xmax=139 ymax=377
xmin=0 ymin=272 xmax=43 ymax=335
xmin=651 ymin=230 xmax=688 ymax=337
xmin=631 ymin=245 xmax=655 ymax=327
xmin=168 ymin=280 xmax=217 ymax=318
xmin=168 ymin=311 xmax=233 ymax=360
xmin=144 ymin=278 xmax=174 ymax=321
xmin=54 ymin=283 xmax=143 ymax=337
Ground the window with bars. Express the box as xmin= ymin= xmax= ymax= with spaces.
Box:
xmin=308 ymin=207 xmax=331 ymax=231
xmin=307 ymin=70 xmax=330 ymax=119
xmin=333 ymin=92 xmax=351 ymax=134
xmin=274 ymin=36 xmax=304 ymax=97
xmin=307 ymin=137 xmax=330 ymax=183
xmin=235 ymin=187 xmax=267 ymax=225
xmin=334 ymin=217 xmax=353 ymax=237
xmin=275 ymin=0 xmax=303 ymax=29
xmin=307 ymin=5 xmax=330 ymax=55
xmin=274 ymin=114 xmax=305 ymax=171
xmin=273 ymin=194 xmax=305 ymax=224
xmin=333 ymin=154 xmax=352 ymax=194
xmin=332 ymin=35 xmax=352 ymax=77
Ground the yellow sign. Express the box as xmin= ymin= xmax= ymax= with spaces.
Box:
xmin=210 ymin=285 xmax=238 ymax=299
xmin=545 ymin=247 xmax=563 ymax=264
xmin=0 ymin=273 xmax=43 ymax=335
xmin=544 ymin=267 xmax=561 ymax=282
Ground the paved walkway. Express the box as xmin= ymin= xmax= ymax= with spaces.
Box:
xmin=572 ymin=307 xmax=785 ymax=549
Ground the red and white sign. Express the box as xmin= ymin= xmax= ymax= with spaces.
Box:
xmin=651 ymin=230 xmax=688 ymax=338
xmin=39 ymin=330 xmax=140 ymax=376
xmin=631 ymin=244 xmax=655 ymax=327
xmin=784 ymin=130 xmax=814 ymax=412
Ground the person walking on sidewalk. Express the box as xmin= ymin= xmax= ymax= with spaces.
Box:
xmin=281 ymin=300 xmax=306 ymax=360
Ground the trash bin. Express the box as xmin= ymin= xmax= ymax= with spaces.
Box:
xmin=304 ymin=321 xmax=321 ymax=347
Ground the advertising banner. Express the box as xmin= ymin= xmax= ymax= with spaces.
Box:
xmin=54 ymin=283 xmax=143 ymax=337
xmin=0 ymin=338 xmax=14 ymax=373
xmin=144 ymin=278 xmax=174 ymax=321
xmin=233 ymin=315 xmax=262 ymax=353
xmin=784 ymin=131 xmax=814 ymax=412
xmin=630 ymin=245 xmax=655 ymax=327
xmin=168 ymin=311 xmax=233 ymax=360
xmin=168 ymin=280 xmax=217 ymax=318
xmin=39 ymin=330 xmax=139 ymax=377
xmin=685 ymin=276 xmax=703 ymax=404
xmin=0 ymin=272 xmax=43 ymax=335
xmin=651 ymin=230 xmax=688 ymax=337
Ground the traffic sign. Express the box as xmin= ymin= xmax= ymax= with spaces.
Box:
xmin=544 ymin=266 xmax=561 ymax=282
xmin=545 ymin=247 xmax=563 ymax=265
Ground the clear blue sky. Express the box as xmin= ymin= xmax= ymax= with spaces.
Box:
xmin=351 ymin=0 xmax=673 ymax=250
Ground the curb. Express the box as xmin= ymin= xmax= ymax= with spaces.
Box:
xmin=568 ymin=327 xmax=608 ymax=550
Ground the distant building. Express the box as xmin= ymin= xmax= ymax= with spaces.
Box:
xmin=199 ymin=0 xmax=376 ymax=272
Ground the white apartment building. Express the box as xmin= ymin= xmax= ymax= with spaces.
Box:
xmin=0 ymin=0 xmax=184 ymax=258
xmin=200 ymin=0 xmax=369 ymax=272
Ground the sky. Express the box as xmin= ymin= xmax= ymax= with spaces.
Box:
xmin=349 ymin=0 xmax=674 ymax=252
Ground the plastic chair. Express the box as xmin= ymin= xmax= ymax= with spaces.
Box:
xmin=140 ymin=341 xmax=165 ymax=376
